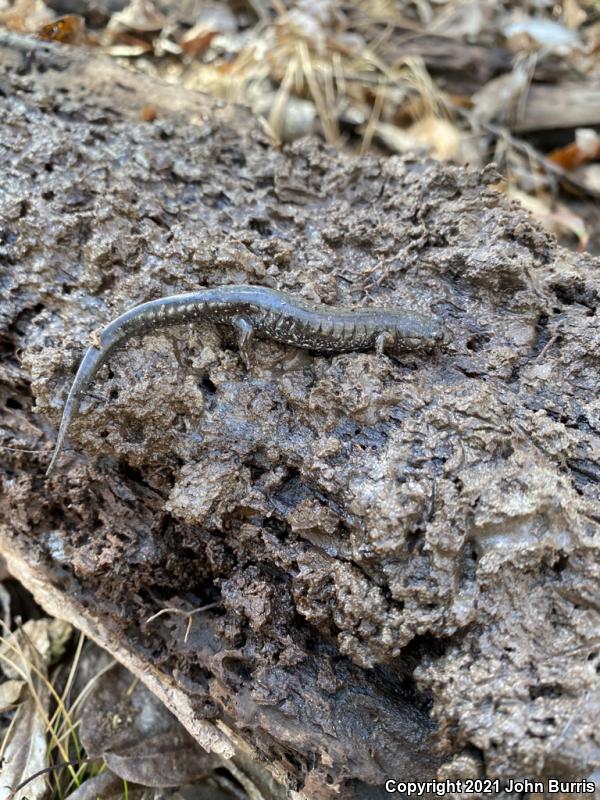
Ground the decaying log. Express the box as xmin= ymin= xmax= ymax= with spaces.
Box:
xmin=512 ymin=81 xmax=600 ymax=132
xmin=1 ymin=31 xmax=599 ymax=799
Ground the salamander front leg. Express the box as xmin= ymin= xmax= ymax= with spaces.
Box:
xmin=232 ymin=316 xmax=254 ymax=368
xmin=375 ymin=331 xmax=394 ymax=355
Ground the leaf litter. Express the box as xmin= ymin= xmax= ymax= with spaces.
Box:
xmin=0 ymin=592 xmax=254 ymax=799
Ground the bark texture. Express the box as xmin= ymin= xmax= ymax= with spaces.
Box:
xmin=1 ymin=32 xmax=599 ymax=798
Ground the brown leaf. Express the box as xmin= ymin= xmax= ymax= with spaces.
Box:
xmin=547 ymin=129 xmax=600 ymax=171
xmin=0 ymin=0 xmax=53 ymax=32
xmin=79 ymin=663 xmax=221 ymax=788
xmin=102 ymin=735 xmax=212 ymax=788
xmin=180 ymin=25 xmax=218 ymax=59
xmin=37 ymin=14 xmax=86 ymax=44
xmin=64 ymin=771 xmax=137 ymax=800
xmin=139 ymin=106 xmax=158 ymax=122
xmin=179 ymin=6 xmax=237 ymax=59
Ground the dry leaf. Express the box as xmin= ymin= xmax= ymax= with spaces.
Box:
xmin=79 ymin=663 xmax=222 ymax=787
xmin=0 ymin=635 xmax=51 ymax=800
xmin=104 ymin=740 xmax=212 ymax=788
xmin=572 ymin=164 xmax=600 ymax=195
xmin=509 ymin=187 xmax=588 ymax=250
xmin=180 ymin=24 xmax=219 ymax=58
xmin=65 ymin=771 xmax=136 ymax=800
xmin=37 ymin=14 xmax=86 ymax=44
xmin=0 ymin=0 xmax=53 ymax=32
xmin=548 ymin=128 xmax=600 ymax=171
xmin=102 ymin=43 xmax=151 ymax=57
xmin=503 ymin=14 xmax=579 ymax=55
xmin=107 ymin=0 xmax=165 ymax=34
xmin=180 ymin=5 xmax=237 ymax=58
xmin=0 ymin=618 xmax=71 ymax=679
xmin=372 ymin=121 xmax=428 ymax=155
xmin=0 ymin=678 xmax=24 ymax=711
xmin=563 ymin=0 xmax=587 ymax=30
xmin=407 ymin=116 xmax=462 ymax=161
xmin=0 ymin=693 xmax=49 ymax=800
xmin=139 ymin=105 xmax=158 ymax=122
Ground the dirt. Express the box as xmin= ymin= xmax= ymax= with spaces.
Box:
xmin=0 ymin=32 xmax=599 ymax=798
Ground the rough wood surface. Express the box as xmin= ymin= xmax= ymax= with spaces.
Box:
xmin=512 ymin=82 xmax=600 ymax=132
xmin=1 ymin=32 xmax=599 ymax=798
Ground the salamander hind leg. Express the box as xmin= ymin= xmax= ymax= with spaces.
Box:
xmin=375 ymin=330 xmax=394 ymax=355
xmin=232 ymin=316 xmax=255 ymax=369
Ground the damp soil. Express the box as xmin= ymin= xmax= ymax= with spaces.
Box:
xmin=1 ymin=32 xmax=599 ymax=799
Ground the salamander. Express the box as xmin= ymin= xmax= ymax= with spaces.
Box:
xmin=45 ymin=284 xmax=445 ymax=475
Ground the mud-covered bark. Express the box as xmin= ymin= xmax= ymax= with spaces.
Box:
xmin=1 ymin=32 xmax=599 ymax=798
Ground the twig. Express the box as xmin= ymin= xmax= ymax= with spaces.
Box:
xmin=145 ymin=602 xmax=220 ymax=642
xmin=450 ymin=101 xmax=600 ymax=199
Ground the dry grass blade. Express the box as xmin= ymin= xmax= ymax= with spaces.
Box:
xmin=267 ymin=56 xmax=296 ymax=142
xmin=0 ymin=626 xmax=127 ymax=800
xmin=297 ymin=40 xmax=339 ymax=144
xmin=0 ymin=620 xmax=86 ymax=799
xmin=0 ymin=635 xmax=52 ymax=800
xmin=360 ymin=81 xmax=385 ymax=155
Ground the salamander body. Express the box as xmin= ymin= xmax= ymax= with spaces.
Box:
xmin=46 ymin=284 xmax=445 ymax=475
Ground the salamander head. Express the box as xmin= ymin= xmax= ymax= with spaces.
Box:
xmin=390 ymin=313 xmax=446 ymax=352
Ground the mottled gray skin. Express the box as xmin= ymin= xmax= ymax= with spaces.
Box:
xmin=46 ymin=285 xmax=444 ymax=475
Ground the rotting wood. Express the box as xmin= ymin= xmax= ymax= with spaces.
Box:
xmin=0 ymin=31 xmax=599 ymax=798
xmin=512 ymin=81 xmax=600 ymax=132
